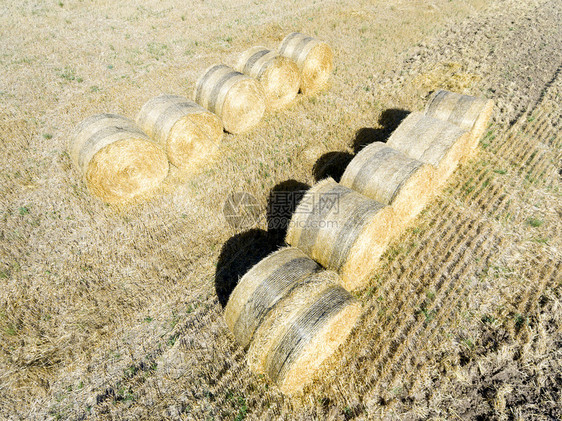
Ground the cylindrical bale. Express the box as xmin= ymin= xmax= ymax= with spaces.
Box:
xmin=278 ymin=32 xmax=333 ymax=95
xmin=340 ymin=142 xmax=436 ymax=225
xmin=69 ymin=114 xmax=169 ymax=203
xmin=235 ymin=47 xmax=300 ymax=110
xmin=224 ymin=247 xmax=321 ymax=348
xmin=136 ymin=94 xmax=223 ymax=170
xmin=247 ymin=271 xmax=361 ymax=395
xmin=425 ymin=90 xmax=494 ymax=158
xmin=386 ymin=112 xmax=470 ymax=186
xmin=285 ymin=178 xmax=395 ymax=291
xmin=194 ymin=64 xmax=266 ymax=134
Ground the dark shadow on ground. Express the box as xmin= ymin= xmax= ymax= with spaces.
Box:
xmin=352 ymin=108 xmax=410 ymax=153
xmin=214 ymin=180 xmax=310 ymax=308
xmin=214 ymin=229 xmax=281 ymax=307
xmin=312 ymin=108 xmax=411 ymax=183
xmin=267 ymin=179 xmax=311 ymax=242
xmin=312 ymin=151 xmax=354 ymax=183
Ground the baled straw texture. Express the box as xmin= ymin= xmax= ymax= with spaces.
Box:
xmin=224 ymin=247 xmax=320 ymax=348
xmin=136 ymin=94 xmax=223 ymax=170
xmin=235 ymin=47 xmax=300 ymax=110
xmin=341 ymin=142 xmax=436 ymax=226
xmin=278 ymin=32 xmax=333 ymax=95
xmin=285 ymin=178 xmax=395 ymax=291
xmin=386 ymin=112 xmax=470 ymax=186
xmin=248 ymin=271 xmax=360 ymax=395
xmin=69 ymin=114 xmax=169 ymax=203
xmin=194 ymin=64 xmax=266 ymax=134
xmin=425 ymin=90 xmax=494 ymax=159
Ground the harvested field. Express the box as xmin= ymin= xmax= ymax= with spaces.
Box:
xmin=0 ymin=0 xmax=560 ymax=419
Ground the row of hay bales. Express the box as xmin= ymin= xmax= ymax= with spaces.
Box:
xmin=224 ymin=90 xmax=494 ymax=394
xmin=68 ymin=33 xmax=333 ymax=203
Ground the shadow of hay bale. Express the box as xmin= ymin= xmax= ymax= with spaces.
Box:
xmin=353 ymin=108 xmax=410 ymax=153
xmin=267 ymin=179 xmax=310 ymax=242
xmin=215 ymin=180 xmax=311 ymax=307
xmin=215 ymin=229 xmax=281 ymax=308
xmin=312 ymin=109 xmax=411 ymax=185
xmin=312 ymin=151 xmax=354 ymax=183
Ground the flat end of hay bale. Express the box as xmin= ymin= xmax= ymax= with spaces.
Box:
xmin=278 ymin=33 xmax=333 ymax=95
xmin=463 ymin=97 xmax=494 ymax=160
xmin=136 ymin=94 xmax=224 ymax=170
xmin=340 ymin=142 xmax=437 ymax=227
xmin=86 ymin=138 xmax=169 ymax=203
xmin=235 ymin=46 xmax=300 ymax=109
xmin=70 ymin=114 xmax=169 ymax=203
xmin=221 ymin=76 xmax=266 ymax=133
xmin=425 ymin=90 xmax=495 ymax=160
xmin=340 ymin=204 xmax=395 ymax=291
xmin=279 ymin=296 xmax=360 ymax=395
xmin=387 ymin=112 xmax=469 ymax=185
xmin=167 ymin=112 xmax=223 ymax=170
xmin=300 ymin=41 xmax=333 ymax=95
xmin=261 ymin=55 xmax=301 ymax=110
xmin=247 ymin=273 xmax=339 ymax=375
xmin=194 ymin=64 xmax=266 ymax=134
xmin=249 ymin=279 xmax=360 ymax=395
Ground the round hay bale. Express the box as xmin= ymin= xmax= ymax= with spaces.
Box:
xmin=278 ymin=32 xmax=333 ymax=95
xmin=425 ymin=90 xmax=494 ymax=158
xmin=136 ymin=94 xmax=223 ymax=170
xmin=285 ymin=178 xmax=395 ymax=291
xmin=340 ymin=142 xmax=436 ymax=225
xmin=194 ymin=64 xmax=266 ymax=134
xmin=386 ymin=112 xmax=470 ymax=186
xmin=235 ymin=47 xmax=300 ymax=110
xmin=248 ymin=272 xmax=360 ymax=395
xmin=69 ymin=114 xmax=169 ymax=203
xmin=224 ymin=247 xmax=321 ymax=348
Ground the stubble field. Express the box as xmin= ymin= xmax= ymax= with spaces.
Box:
xmin=0 ymin=0 xmax=560 ymax=419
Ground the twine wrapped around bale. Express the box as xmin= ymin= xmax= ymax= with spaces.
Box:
xmin=278 ymin=32 xmax=333 ymax=95
xmin=225 ymin=247 xmax=321 ymax=348
xmin=285 ymin=178 xmax=395 ymax=291
xmin=136 ymin=94 xmax=223 ymax=170
xmin=194 ymin=64 xmax=265 ymax=134
xmin=386 ymin=112 xmax=470 ymax=186
xmin=340 ymin=142 xmax=436 ymax=225
xmin=69 ymin=114 xmax=169 ymax=203
xmin=235 ymin=47 xmax=300 ymax=110
xmin=247 ymin=271 xmax=360 ymax=395
xmin=425 ymin=90 xmax=494 ymax=158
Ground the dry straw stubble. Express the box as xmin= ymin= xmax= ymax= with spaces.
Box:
xmin=224 ymin=247 xmax=320 ymax=348
xmin=386 ymin=112 xmax=470 ymax=186
xmin=69 ymin=114 xmax=169 ymax=203
xmin=247 ymin=269 xmax=360 ymax=395
xmin=425 ymin=89 xmax=494 ymax=159
xmin=341 ymin=142 xmax=436 ymax=226
xmin=235 ymin=47 xmax=300 ymax=110
xmin=194 ymin=64 xmax=266 ymax=134
xmin=285 ymin=178 xmax=395 ymax=291
xmin=136 ymin=94 xmax=223 ymax=170
xmin=278 ymin=32 xmax=333 ymax=95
